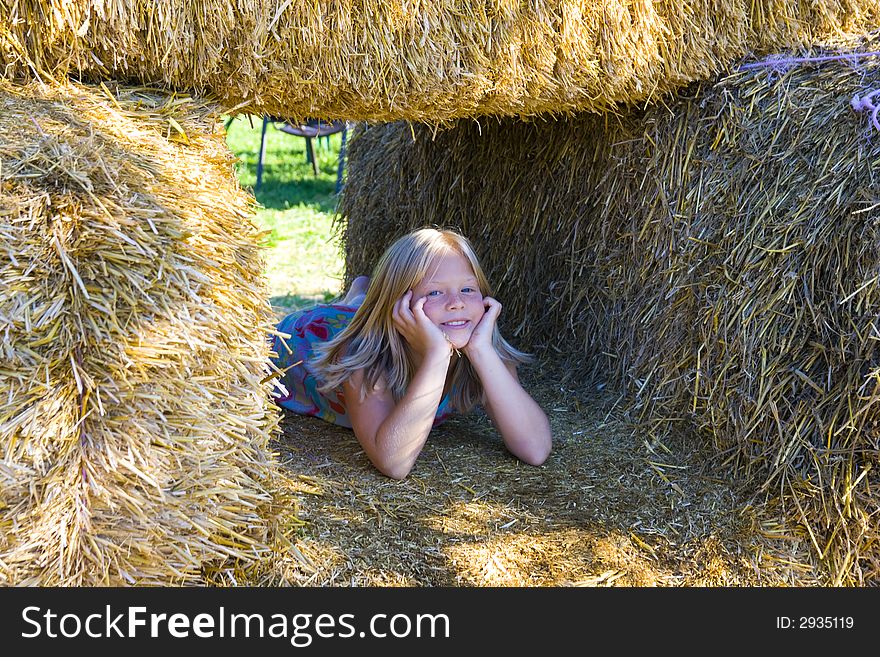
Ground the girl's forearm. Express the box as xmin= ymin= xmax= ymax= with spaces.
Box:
xmin=468 ymin=349 xmax=552 ymax=465
xmin=373 ymin=351 xmax=451 ymax=479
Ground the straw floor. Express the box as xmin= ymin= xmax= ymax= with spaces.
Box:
xmin=258 ymin=355 xmax=820 ymax=586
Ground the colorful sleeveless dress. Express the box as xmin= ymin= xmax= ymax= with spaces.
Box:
xmin=270 ymin=303 xmax=456 ymax=428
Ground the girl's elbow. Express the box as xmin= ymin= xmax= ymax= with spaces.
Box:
xmin=520 ymin=441 xmax=551 ymax=466
xmin=372 ymin=457 xmax=414 ymax=480
xmin=524 ymin=421 xmax=552 ymax=465
xmin=380 ymin=465 xmax=412 ymax=480
xmin=514 ymin=428 xmax=552 ymax=466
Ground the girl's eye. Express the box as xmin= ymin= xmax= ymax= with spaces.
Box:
xmin=427 ymin=290 xmax=442 ymax=297
xmin=462 ymin=287 xmax=476 ymax=294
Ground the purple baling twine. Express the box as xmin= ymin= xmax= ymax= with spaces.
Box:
xmin=739 ymin=50 xmax=880 ymax=133
xmin=738 ymin=51 xmax=880 ymax=71
xmin=851 ymin=89 xmax=880 ymax=132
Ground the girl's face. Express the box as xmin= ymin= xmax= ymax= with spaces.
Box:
xmin=410 ymin=250 xmax=486 ymax=349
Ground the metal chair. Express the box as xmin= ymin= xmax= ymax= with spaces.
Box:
xmin=255 ymin=117 xmax=349 ymax=193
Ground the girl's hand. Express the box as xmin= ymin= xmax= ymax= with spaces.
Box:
xmin=392 ymin=290 xmax=452 ymax=359
xmin=463 ymin=297 xmax=502 ymax=359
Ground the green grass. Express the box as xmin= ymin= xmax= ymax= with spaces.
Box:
xmin=224 ymin=115 xmax=347 ymax=312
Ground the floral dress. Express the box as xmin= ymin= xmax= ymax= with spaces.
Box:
xmin=270 ymin=303 xmax=455 ymax=428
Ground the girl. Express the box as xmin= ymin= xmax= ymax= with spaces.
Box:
xmin=270 ymin=227 xmax=551 ymax=479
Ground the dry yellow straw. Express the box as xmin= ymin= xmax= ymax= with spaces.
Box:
xmin=1 ymin=1 xmax=878 ymax=122
xmin=0 ymin=78 xmax=281 ymax=585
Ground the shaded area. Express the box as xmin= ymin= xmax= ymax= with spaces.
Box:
xmin=337 ymin=34 xmax=880 ymax=584
xmin=264 ymin=362 xmax=820 ymax=586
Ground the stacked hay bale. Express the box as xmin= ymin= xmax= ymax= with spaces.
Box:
xmin=1 ymin=1 xmax=877 ymax=121
xmin=0 ymin=79 xmax=280 ymax=585
xmin=339 ymin=35 xmax=880 ymax=584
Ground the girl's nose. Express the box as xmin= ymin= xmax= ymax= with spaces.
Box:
xmin=446 ymin=292 xmax=464 ymax=309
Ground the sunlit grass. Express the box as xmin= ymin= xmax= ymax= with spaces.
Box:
xmin=224 ymin=115 xmax=347 ymax=311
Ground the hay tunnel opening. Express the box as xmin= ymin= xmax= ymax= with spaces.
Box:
xmin=221 ymin=114 xmax=809 ymax=587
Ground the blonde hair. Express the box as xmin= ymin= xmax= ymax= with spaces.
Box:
xmin=312 ymin=227 xmax=531 ymax=412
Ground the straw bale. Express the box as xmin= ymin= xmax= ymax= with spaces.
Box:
xmin=338 ymin=33 xmax=880 ymax=584
xmin=0 ymin=78 xmax=281 ymax=585
xmin=1 ymin=1 xmax=878 ymax=122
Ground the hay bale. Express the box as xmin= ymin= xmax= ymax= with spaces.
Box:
xmin=0 ymin=79 xmax=280 ymax=585
xmin=338 ymin=34 xmax=880 ymax=584
xmin=1 ymin=1 xmax=878 ymax=121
